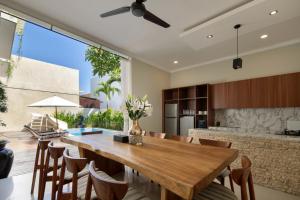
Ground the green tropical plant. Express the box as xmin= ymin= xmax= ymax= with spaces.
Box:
xmin=53 ymin=112 xmax=83 ymax=128
xmin=95 ymin=82 xmax=120 ymax=109
xmin=107 ymin=67 xmax=121 ymax=84
xmin=55 ymin=109 xmax=124 ymax=131
xmin=0 ymin=81 xmax=8 ymax=126
xmin=85 ymin=46 xmax=122 ymax=110
xmin=85 ymin=47 xmax=121 ymax=78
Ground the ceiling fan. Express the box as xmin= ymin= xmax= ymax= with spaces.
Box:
xmin=100 ymin=0 xmax=170 ymax=28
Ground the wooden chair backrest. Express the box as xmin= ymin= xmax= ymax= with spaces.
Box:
xmin=48 ymin=142 xmax=65 ymax=160
xmin=63 ymin=149 xmax=87 ymax=174
xmin=88 ymin=161 xmax=128 ymax=200
xmin=57 ymin=149 xmax=88 ymax=200
xmin=38 ymin=139 xmax=51 ymax=151
xmin=199 ymin=138 xmax=232 ymax=148
xmin=45 ymin=142 xmax=65 ymax=200
xmin=232 ymin=156 xmax=255 ymax=200
xmin=146 ymin=131 xmax=166 ymax=139
xmin=170 ymin=135 xmax=193 ymax=143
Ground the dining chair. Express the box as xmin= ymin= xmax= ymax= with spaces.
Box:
xmin=169 ymin=135 xmax=193 ymax=143
xmin=86 ymin=160 xmax=151 ymax=200
xmin=57 ymin=149 xmax=95 ymax=200
xmin=199 ymin=138 xmax=234 ymax=192
xmin=145 ymin=131 xmax=166 ymax=139
xmin=39 ymin=142 xmax=65 ymax=200
xmin=31 ymin=139 xmax=51 ymax=196
xmin=194 ymin=156 xmax=255 ymax=200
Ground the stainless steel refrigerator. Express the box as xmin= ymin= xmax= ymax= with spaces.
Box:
xmin=180 ymin=116 xmax=194 ymax=136
xmin=164 ymin=104 xmax=178 ymax=136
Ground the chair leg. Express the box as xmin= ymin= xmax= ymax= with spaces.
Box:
xmin=229 ymin=174 xmax=234 ymax=192
xmin=85 ymin=174 xmax=93 ymax=200
xmin=219 ymin=176 xmax=225 ymax=185
xmin=31 ymin=146 xmax=40 ymax=194
xmin=38 ymin=150 xmax=47 ymax=200
xmin=228 ymin=166 xmax=234 ymax=192
xmin=57 ymin=160 xmax=66 ymax=200
xmin=51 ymin=158 xmax=59 ymax=200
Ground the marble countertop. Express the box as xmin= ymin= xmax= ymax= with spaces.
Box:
xmin=189 ymin=128 xmax=300 ymax=142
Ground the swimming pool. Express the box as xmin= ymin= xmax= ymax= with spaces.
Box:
xmin=66 ymin=128 xmax=119 ymax=136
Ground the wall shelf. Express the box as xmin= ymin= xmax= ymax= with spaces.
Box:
xmin=163 ymin=84 xmax=213 ymax=135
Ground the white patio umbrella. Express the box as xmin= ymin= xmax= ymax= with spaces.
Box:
xmin=28 ymin=96 xmax=80 ymax=128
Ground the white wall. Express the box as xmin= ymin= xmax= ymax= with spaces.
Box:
xmin=131 ymin=58 xmax=170 ymax=132
xmin=171 ymin=43 xmax=300 ymax=87
xmin=0 ymin=17 xmax=16 ymax=60
xmin=0 ymin=56 xmax=80 ymax=131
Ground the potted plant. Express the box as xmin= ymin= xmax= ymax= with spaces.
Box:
xmin=124 ymin=95 xmax=152 ymax=145
xmin=0 ymin=81 xmax=14 ymax=179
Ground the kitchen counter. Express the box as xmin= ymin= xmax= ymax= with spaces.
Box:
xmin=189 ymin=128 xmax=300 ymax=196
xmin=190 ymin=128 xmax=300 ymax=142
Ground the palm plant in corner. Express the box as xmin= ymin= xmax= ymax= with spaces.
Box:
xmin=124 ymin=95 xmax=152 ymax=145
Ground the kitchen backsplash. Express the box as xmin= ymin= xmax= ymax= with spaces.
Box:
xmin=214 ymin=108 xmax=300 ymax=134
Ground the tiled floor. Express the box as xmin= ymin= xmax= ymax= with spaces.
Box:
xmin=0 ymin=168 xmax=161 ymax=200
xmin=1 ymin=170 xmax=300 ymax=200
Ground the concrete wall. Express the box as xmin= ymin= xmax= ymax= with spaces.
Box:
xmin=131 ymin=58 xmax=170 ymax=132
xmin=171 ymin=43 xmax=300 ymax=87
xmin=0 ymin=56 xmax=80 ymax=131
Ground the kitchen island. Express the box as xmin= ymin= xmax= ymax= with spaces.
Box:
xmin=189 ymin=128 xmax=300 ymax=196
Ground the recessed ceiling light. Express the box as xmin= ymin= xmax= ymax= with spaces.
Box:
xmin=173 ymin=60 xmax=179 ymax=64
xmin=260 ymin=34 xmax=268 ymax=39
xmin=207 ymin=35 xmax=213 ymax=39
xmin=269 ymin=10 xmax=278 ymax=15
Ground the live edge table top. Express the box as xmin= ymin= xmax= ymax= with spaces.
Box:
xmin=61 ymin=133 xmax=238 ymax=200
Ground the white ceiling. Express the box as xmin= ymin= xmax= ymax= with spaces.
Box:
xmin=1 ymin=0 xmax=300 ymax=72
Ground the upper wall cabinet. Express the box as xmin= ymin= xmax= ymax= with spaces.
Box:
xmin=212 ymin=83 xmax=227 ymax=109
xmin=227 ymin=80 xmax=251 ymax=108
xmin=212 ymin=72 xmax=300 ymax=109
xmin=250 ymin=76 xmax=281 ymax=108
xmin=280 ymin=73 xmax=300 ymax=107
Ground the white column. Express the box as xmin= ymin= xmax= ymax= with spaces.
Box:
xmin=120 ymin=57 xmax=132 ymax=132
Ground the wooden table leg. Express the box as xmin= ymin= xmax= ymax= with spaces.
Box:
xmin=161 ymin=187 xmax=167 ymax=200
xmin=161 ymin=187 xmax=185 ymax=200
xmin=78 ymin=147 xmax=124 ymax=176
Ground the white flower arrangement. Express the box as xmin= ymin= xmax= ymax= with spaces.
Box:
xmin=124 ymin=95 xmax=152 ymax=120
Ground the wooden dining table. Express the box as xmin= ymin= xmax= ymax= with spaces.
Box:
xmin=61 ymin=133 xmax=238 ymax=200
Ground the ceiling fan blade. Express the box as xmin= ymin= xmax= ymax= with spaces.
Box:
xmin=143 ymin=10 xmax=170 ymax=28
xmin=136 ymin=0 xmax=147 ymax=3
xmin=100 ymin=6 xmax=131 ymax=18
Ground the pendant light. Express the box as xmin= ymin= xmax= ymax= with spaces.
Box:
xmin=233 ymin=24 xmax=242 ymax=69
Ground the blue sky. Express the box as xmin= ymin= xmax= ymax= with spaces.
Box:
xmin=12 ymin=22 xmax=92 ymax=93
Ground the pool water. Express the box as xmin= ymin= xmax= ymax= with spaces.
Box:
xmin=66 ymin=128 xmax=118 ymax=136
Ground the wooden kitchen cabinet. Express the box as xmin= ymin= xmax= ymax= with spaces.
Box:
xmin=250 ymin=76 xmax=281 ymax=107
xmin=279 ymin=73 xmax=300 ymax=107
xmin=212 ymin=72 xmax=300 ymax=109
xmin=212 ymin=80 xmax=251 ymax=109
xmin=227 ymin=80 xmax=251 ymax=108
xmin=212 ymin=83 xmax=227 ymax=109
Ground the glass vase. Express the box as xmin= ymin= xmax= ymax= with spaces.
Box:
xmin=128 ymin=120 xmax=143 ymax=145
